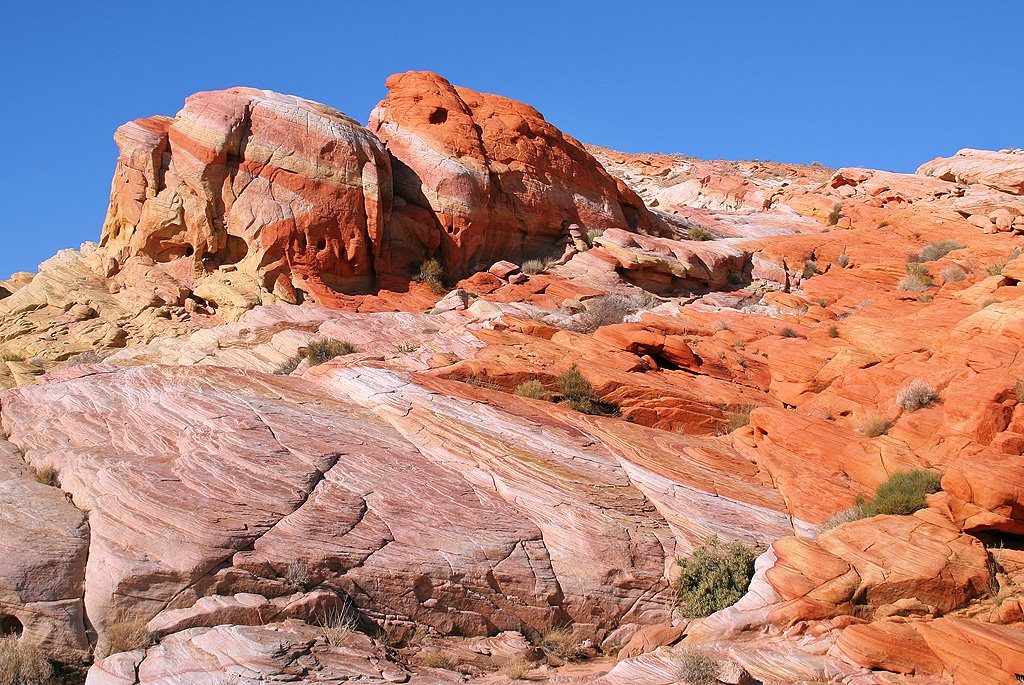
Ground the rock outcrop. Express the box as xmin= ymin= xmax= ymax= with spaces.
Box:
xmin=4 ymin=76 xmax=1024 ymax=685
xmin=919 ymin=148 xmax=1024 ymax=196
xmin=369 ymin=71 xmax=664 ymax=278
xmin=100 ymin=87 xmax=393 ymax=305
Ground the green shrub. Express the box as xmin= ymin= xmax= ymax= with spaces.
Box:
xmin=896 ymin=379 xmax=939 ymax=411
xmin=858 ymin=469 xmax=942 ymax=517
xmin=396 ymin=341 xmax=418 ymax=353
xmin=305 ymin=339 xmax=356 ymax=366
xmin=521 ymin=259 xmax=548 ymax=275
xmin=802 ymin=260 xmax=819 ymax=279
xmin=915 ymin=240 xmax=965 ymax=263
xmin=0 ymin=635 xmax=52 ymax=685
xmin=987 ymin=262 xmax=1006 ymax=276
xmin=688 ymin=226 xmax=716 ymax=241
xmin=418 ymin=258 xmax=444 ymax=282
xmin=674 ymin=651 xmax=720 ymax=685
xmin=674 ymin=535 xmax=756 ymax=618
xmin=417 ymin=258 xmax=446 ymax=293
xmin=557 ymin=365 xmax=596 ymax=413
xmin=584 ymin=229 xmax=604 ymax=248
xmin=514 ymin=380 xmax=548 ymax=400
xmin=0 ymin=353 xmax=24 ymax=363
xmin=826 ymin=202 xmax=843 ymax=226
xmin=898 ymin=263 xmax=934 ymax=292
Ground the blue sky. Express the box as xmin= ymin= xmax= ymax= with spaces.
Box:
xmin=2 ymin=1 xmax=1021 ymax=278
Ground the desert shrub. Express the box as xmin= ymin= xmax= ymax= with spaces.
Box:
xmin=521 ymin=259 xmax=548 ymax=275
xmin=65 ymin=350 xmax=110 ymax=366
xmin=320 ymin=608 xmax=358 ymax=648
xmin=826 ymin=202 xmax=843 ymax=226
xmin=723 ymin=406 xmax=753 ymax=433
xmin=584 ymin=229 xmax=604 ymax=248
xmin=305 ymin=339 xmax=356 ymax=366
xmin=861 ymin=414 xmax=893 ymax=438
xmin=674 ymin=650 xmax=720 ymax=685
xmin=688 ymin=226 xmax=716 ymax=241
xmin=416 ymin=258 xmax=446 ymax=293
xmin=106 ymin=621 xmax=152 ymax=655
xmin=0 ymin=353 xmax=25 ymax=363
xmin=941 ymin=266 xmax=966 ymax=283
xmin=274 ymin=355 xmax=303 ymax=375
xmin=674 ymin=536 xmax=756 ymax=618
xmin=1016 ymin=379 xmax=1024 ymax=404
xmin=915 ymin=240 xmax=965 ymax=263
xmin=780 ymin=327 xmax=799 ymax=338
xmin=827 ymin=325 xmax=840 ymax=338
xmin=284 ymin=559 xmax=313 ymax=588
xmin=712 ymin=319 xmax=731 ymax=332
xmin=0 ymin=635 xmax=52 ymax=685
xmin=802 ymin=260 xmax=819 ymax=279
xmin=979 ymin=297 xmax=1000 ymax=309
xmin=30 ymin=465 xmax=59 ymax=488
xmin=987 ymin=262 xmax=1006 ymax=276
xmin=498 ymin=657 xmax=533 ymax=680
xmin=567 ymin=294 xmax=649 ymax=333
xmin=896 ymin=379 xmax=940 ymax=411
xmin=539 ymin=629 xmax=583 ymax=661
xmin=556 ymin=365 xmax=598 ymax=413
xmin=837 ymin=252 xmax=850 ymax=268
xmin=898 ymin=263 xmax=934 ymax=292
xmin=822 ymin=505 xmax=867 ymax=530
xmin=514 ymin=380 xmax=548 ymax=400
xmin=396 ymin=341 xmax=418 ymax=353
xmin=418 ymin=258 xmax=444 ymax=282
xmin=419 ymin=649 xmax=458 ymax=670
xmin=859 ymin=469 xmax=942 ymax=517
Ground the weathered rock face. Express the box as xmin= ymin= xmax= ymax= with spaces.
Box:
xmin=100 ymin=87 xmax=393 ymax=304
xmin=918 ymin=148 xmax=1024 ymax=196
xmin=369 ymin=71 xmax=663 ymax=277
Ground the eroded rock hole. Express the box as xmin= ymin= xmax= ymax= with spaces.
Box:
xmin=428 ymin=107 xmax=448 ymax=125
xmin=0 ymin=614 xmax=23 ymax=636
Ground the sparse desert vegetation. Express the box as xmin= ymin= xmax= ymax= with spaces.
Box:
xmin=305 ymin=338 xmax=356 ymax=365
xmin=674 ymin=535 xmax=757 ymax=618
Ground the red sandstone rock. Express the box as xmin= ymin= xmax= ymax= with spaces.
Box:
xmin=101 ymin=88 xmax=393 ymax=305
xmin=369 ymin=71 xmax=663 ymax=278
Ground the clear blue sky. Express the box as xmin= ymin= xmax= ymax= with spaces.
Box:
xmin=2 ymin=1 xmax=1021 ymax=278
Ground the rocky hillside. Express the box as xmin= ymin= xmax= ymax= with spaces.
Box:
xmin=1 ymin=72 xmax=1023 ymax=685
